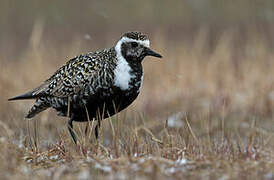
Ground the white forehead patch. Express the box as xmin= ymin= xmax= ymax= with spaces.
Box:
xmin=120 ymin=37 xmax=150 ymax=48
xmin=115 ymin=37 xmax=150 ymax=52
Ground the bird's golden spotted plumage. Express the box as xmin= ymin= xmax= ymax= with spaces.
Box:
xmin=9 ymin=31 xmax=162 ymax=144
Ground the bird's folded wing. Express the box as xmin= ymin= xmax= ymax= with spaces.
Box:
xmin=32 ymin=55 xmax=100 ymax=98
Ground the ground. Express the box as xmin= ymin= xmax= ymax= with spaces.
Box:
xmin=1 ymin=28 xmax=274 ymax=179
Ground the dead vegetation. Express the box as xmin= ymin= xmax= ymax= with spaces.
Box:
xmin=1 ymin=25 xmax=274 ymax=179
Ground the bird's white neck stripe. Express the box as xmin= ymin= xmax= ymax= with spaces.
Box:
xmin=113 ymin=37 xmax=148 ymax=90
xmin=113 ymin=54 xmax=132 ymax=90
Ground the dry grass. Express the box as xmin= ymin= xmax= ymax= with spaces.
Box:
xmin=1 ymin=26 xmax=274 ymax=179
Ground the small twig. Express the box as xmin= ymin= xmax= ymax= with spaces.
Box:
xmin=0 ymin=120 xmax=14 ymax=137
xmin=27 ymin=120 xmax=33 ymax=150
xmin=185 ymin=116 xmax=199 ymax=145
xmin=67 ymin=97 xmax=70 ymax=117
xmin=137 ymin=126 xmax=164 ymax=146
xmin=107 ymin=112 xmax=116 ymax=141
xmin=33 ymin=118 xmax=39 ymax=152
xmin=221 ymin=99 xmax=226 ymax=146
xmin=84 ymin=104 xmax=95 ymax=142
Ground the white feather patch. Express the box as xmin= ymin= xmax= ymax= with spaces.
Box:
xmin=116 ymin=37 xmax=150 ymax=48
xmin=113 ymin=55 xmax=133 ymax=90
xmin=114 ymin=37 xmax=148 ymax=90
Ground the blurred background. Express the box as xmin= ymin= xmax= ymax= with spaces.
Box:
xmin=1 ymin=0 xmax=274 ymax=143
xmin=1 ymin=0 xmax=274 ymax=61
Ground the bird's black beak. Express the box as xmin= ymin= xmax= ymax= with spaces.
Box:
xmin=145 ymin=47 xmax=162 ymax=58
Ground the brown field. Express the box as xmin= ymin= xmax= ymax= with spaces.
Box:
xmin=1 ymin=1 xmax=274 ymax=179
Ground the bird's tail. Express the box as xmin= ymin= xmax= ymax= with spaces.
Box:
xmin=25 ymin=98 xmax=50 ymax=118
xmin=8 ymin=91 xmax=37 ymax=101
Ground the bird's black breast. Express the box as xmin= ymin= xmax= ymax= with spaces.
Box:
xmin=57 ymin=87 xmax=140 ymax=122
xmin=50 ymin=73 xmax=142 ymax=122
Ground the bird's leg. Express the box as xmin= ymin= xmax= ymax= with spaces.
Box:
xmin=84 ymin=104 xmax=92 ymax=138
xmin=95 ymin=108 xmax=102 ymax=140
xmin=95 ymin=124 xmax=99 ymax=140
xmin=95 ymin=119 xmax=101 ymax=140
xmin=68 ymin=115 xmax=77 ymax=144
xmin=94 ymin=118 xmax=102 ymax=140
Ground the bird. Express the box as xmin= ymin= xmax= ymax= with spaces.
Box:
xmin=8 ymin=31 xmax=162 ymax=144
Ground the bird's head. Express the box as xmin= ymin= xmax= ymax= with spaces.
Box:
xmin=115 ymin=31 xmax=162 ymax=64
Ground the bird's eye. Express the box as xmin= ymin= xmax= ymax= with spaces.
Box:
xmin=131 ymin=42 xmax=138 ymax=48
